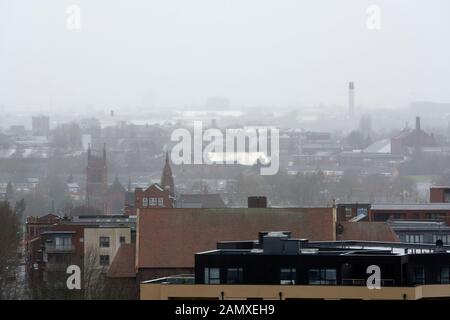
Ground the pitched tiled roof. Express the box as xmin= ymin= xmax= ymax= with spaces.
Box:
xmin=338 ymin=222 xmax=399 ymax=242
xmin=107 ymin=243 xmax=136 ymax=278
xmin=137 ymin=207 xmax=335 ymax=269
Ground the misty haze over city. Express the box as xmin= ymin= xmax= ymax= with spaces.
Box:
xmin=1 ymin=0 xmax=450 ymax=113
xmin=2 ymin=0 xmax=450 ymax=305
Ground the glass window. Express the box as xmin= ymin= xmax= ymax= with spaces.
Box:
xmin=119 ymin=236 xmax=126 ymax=244
xmin=345 ymin=208 xmax=352 ymax=218
xmin=439 ymin=267 xmax=450 ymax=284
xmin=280 ymin=268 xmax=296 ymax=285
xmin=407 ymin=234 xmax=424 ymax=244
xmin=55 ymin=237 xmax=71 ymax=247
xmin=204 ymin=268 xmax=220 ymax=284
xmin=158 ymin=198 xmax=164 ymax=207
xmin=433 ymin=235 xmax=449 ymax=244
xmin=444 ymin=191 xmax=450 ymax=202
xmin=226 ymin=268 xmax=243 ymax=284
xmin=142 ymin=197 xmax=148 ymax=207
xmin=412 ymin=266 xmax=425 ymax=285
xmin=99 ymin=236 xmax=110 ymax=248
xmin=148 ymin=197 xmax=157 ymax=206
xmin=99 ymin=255 xmax=110 ymax=266
xmin=308 ymin=269 xmax=337 ymax=285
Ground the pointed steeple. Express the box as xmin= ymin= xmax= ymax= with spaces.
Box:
xmin=6 ymin=181 xmax=14 ymax=202
xmin=161 ymin=151 xmax=175 ymax=195
xmin=108 ymin=176 xmax=125 ymax=193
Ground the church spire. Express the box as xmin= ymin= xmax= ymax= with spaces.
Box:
xmin=161 ymin=151 xmax=174 ymax=195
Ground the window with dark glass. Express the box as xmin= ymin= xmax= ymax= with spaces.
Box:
xmin=99 ymin=236 xmax=110 ymax=248
xmin=308 ymin=269 xmax=337 ymax=285
xmin=55 ymin=236 xmax=71 ymax=248
xmin=226 ymin=268 xmax=243 ymax=284
xmin=439 ymin=267 xmax=450 ymax=284
xmin=119 ymin=236 xmax=126 ymax=244
xmin=412 ymin=266 xmax=425 ymax=285
xmin=99 ymin=255 xmax=110 ymax=266
xmin=280 ymin=268 xmax=296 ymax=285
xmin=204 ymin=268 xmax=220 ymax=284
xmin=444 ymin=191 xmax=450 ymax=203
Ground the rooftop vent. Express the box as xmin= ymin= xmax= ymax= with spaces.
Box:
xmin=261 ymin=231 xmax=305 ymax=255
xmin=248 ymin=196 xmax=267 ymax=208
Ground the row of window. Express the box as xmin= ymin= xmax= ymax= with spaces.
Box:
xmin=142 ymin=197 xmax=165 ymax=207
xmin=55 ymin=236 xmax=72 ymax=247
xmin=99 ymin=236 xmax=126 ymax=248
xmin=204 ymin=268 xmax=337 ymax=285
xmin=412 ymin=266 xmax=450 ymax=284
xmin=403 ymin=234 xmax=450 ymax=244
xmin=52 ymin=236 xmax=127 ymax=248
xmin=432 ymin=235 xmax=450 ymax=244
xmin=205 ymin=266 xmax=450 ymax=285
xmin=404 ymin=234 xmax=424 ymax=244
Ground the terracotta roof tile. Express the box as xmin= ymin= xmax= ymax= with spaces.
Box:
xmin=107 ymin=243 xmax=136 ymax=278
xmin=338 ymin=222 xmax=399 ymax=242
xmin=137 ymin=207 xmax=335 ymax=269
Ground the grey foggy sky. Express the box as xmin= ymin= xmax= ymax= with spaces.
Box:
xmin=0 ymin=0 xmax=449 ymax=112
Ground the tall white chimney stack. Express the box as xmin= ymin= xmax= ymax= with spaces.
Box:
xmin=349 ymin=81 xmax=355 ymax=117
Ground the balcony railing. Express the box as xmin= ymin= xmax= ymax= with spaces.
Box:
xmin=342 ymin=278 xmax=395 ymax=286
xmin=45 ymin=244 xmax=75 ymax=253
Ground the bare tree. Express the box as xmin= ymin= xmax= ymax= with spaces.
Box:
xmin=0 ymin=201 xmax=22 ymax=300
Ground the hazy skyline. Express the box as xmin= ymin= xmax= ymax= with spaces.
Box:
xmin=1 ymin=0 xmax=450 ymax=111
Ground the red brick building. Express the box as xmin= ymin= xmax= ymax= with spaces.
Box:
xmin=86 ymin=145 xmax=107 ymax=211
xmin=26 ymin=219 xmax=85 ymax=288
xmin=105 ymin=177 xmax=127 ymax=215
xmin=430 ymin=186 xmax=450 ymax=203
xmin=134 ymin=183 xmax=174 ymax=209
xmin=368 ymin=204 xmax=450 ymax=225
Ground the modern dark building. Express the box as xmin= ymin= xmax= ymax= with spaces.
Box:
xmin=195 ymin=231 xmax=450 ymax=287
xmin=141 ymin=231 xmax=450 ymax=300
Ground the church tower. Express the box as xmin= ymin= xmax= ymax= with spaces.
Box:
xmin=160 ymin=151 xmax=175 ymax=195
xmin=86 ymin=144 xmax=107 ymax=212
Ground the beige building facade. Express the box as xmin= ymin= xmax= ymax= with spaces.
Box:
xmin=84 ymin=227 xmax=131 ymax=271
xmin=140 ymin=283 xmax=450 ymax=300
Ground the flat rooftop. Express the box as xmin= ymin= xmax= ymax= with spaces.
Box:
xmin=372 ymin=203 xmax=450 ymax=210
xmin=199 ymin=240 xmax=450 ymax=257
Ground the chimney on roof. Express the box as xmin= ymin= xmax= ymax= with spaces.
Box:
xmin=248 ymin=196 xmax=267 ymax=208
xmin=416 ymin=116 xmax=421 ymax=131
xmin=348 ymin=81 xmax=355 ymax=117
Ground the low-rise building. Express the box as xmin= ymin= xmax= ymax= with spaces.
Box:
xmin=141 ymin=231 xmax=450 ymax=300
xmin=84 ymin=226 xmax=131 ymax=272
xmin=388 ymin=219 xmax=450 ymax=244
